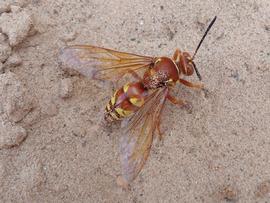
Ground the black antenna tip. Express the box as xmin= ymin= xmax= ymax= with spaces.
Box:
xmin=191 ymin=16 xmax=217 ymax=80
xmin=192 ymin=16 xmax=217 ymax=60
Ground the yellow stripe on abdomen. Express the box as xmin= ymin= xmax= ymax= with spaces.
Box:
xmin=115 ymin=107 xmax=133 ymax=117
xmin=105 ymin=82 xmax=147 ymax=122
xmin=129 ymin=97 xmax=144 ymax=107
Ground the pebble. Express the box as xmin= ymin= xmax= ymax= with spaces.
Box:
xmin=0 ymin=6 xmax=33 ymax=46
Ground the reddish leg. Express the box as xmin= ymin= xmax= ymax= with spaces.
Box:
xmin=156 ymin=92 xmax=186 ymax=140
xmin=173 ymin=49 xmax=181 ymax=62
xmin=167 ymin=93 xmax=186 ymax=106
xmin=179 ymin=78 xmax=204 ymax=89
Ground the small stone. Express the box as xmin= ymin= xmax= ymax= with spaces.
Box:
xmin=0 ymin=7 xmax=33 ymax=46
xmin=4 ymin=53 xmax=22 ymax=68
xmin=0 ymin=41 xmax=12 ymax=63
xmin=59 ymin=78 xmax=73 ymax=98
xmin=0 ymin=118 xmax=27 ymax=149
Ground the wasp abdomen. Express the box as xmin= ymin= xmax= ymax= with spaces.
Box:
xmin=105 ymin=82 xmax=148 ymax=122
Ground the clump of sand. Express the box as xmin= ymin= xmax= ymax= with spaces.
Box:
xmin=0 ymin=4 xmax=34 ymax=150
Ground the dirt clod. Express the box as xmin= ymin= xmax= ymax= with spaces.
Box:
xmin=4 ymin=52 xmax=22 ymax=68
xmin=0 ymin=72 xmax=34 ymax=122
xmin=0 ymin=117 xmax=27 ymax=149
xmin=0 ymin=6 xmax=33 ymax=46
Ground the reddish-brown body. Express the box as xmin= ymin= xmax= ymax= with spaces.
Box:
xmin=143 ymin=57 xmax=179 ymax=89
xmin=104 ymin=54 xmax=199 ymax=122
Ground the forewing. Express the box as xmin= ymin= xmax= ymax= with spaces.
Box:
xmin=119 ymin=87 xmax=168 ymax=184
xmin=59 ymin=45 xmax=154 ymax=80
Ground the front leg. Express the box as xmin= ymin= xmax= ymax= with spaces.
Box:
xmin=179 ymin=78 xmax=204 ymax=89
xmin=173 ymin=49 xmax=181 ymax=62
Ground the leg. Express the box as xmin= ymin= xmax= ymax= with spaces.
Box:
xmin=173 ymin=49 xmax=181 ymax=61
xmin=128 ymin=70 xmax=142 ymax=81
xmin=179 ymin=78 xmax=204 ymax=89
xmin=157 ymin=93 xmax=186 ymax=140
xmin=167 ymin=93 xmax=186 ymax=106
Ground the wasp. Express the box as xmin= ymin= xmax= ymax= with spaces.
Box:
xmin=59 ymin=16 xmax=217 ymax=189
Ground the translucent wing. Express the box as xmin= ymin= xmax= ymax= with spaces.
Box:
xmin=119 ymin=87 xmax=169 ymax=186
xmin=59 ymin=45 xmax=154 ymax=80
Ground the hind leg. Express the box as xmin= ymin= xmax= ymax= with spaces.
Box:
xmin=166 ymin=93 xmax=186 ymax=106
xmin=156 ymin=93 xmax=185 ymax=140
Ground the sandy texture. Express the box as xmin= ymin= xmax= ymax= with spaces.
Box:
xmin=0 ymin=0 xmax=269 ymax=202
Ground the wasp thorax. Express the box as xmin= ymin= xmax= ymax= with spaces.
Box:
xmin=143 ymin=57 xmax=179 ymax=89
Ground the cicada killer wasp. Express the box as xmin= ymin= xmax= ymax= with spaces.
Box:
xmin=59 ymin=16 xmax=217 ymax=189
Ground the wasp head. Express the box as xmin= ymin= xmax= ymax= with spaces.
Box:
xmin=178 ymin=52 xmax=201 ymax=80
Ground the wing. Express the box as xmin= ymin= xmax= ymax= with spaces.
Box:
xmin=118 ymin=87 xmax=169 ymax=187
xmin=59 ymin=45 xmax=154 ymax=80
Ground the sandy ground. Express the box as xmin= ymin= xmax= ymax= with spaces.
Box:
xmin=0 ymin=0 xmax=269 ymax=202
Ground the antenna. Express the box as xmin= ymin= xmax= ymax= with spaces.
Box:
xmin=193 ymin=62 xmax=202 ymax=81
xmin=192 ymin=16 xmax=217 ymax=60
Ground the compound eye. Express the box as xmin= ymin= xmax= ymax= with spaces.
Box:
xmin=183 ymin=58 xmax=194 ymax=75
